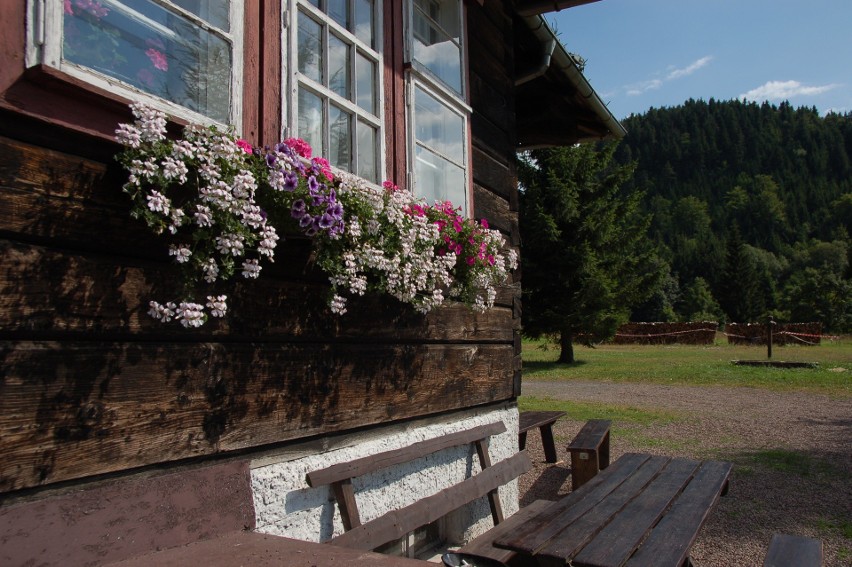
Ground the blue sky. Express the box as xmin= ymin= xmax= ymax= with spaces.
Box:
xmin=547 ymin=0 xmax=852 ymax=120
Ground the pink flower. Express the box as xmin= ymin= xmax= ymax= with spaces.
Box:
xmin=146 ymin=48 xmax=168 ymax=71
xmin=75 ymin=0 xmax=109 ymax=19
xmin=284 ymin=138 xmax=312 ymax=158
xmin=64 ymin=0 xmax=74 ymax=15
xmin=480 ymin=218 xmax=489 ymax=229
xmin=466 ymin=256 xmax=476 ymax=266
xmin=382 ymin=180 xmax=399 ymax=192
xmin=313 ymin=156 xmax=334 ymax=180
xmin=236 ymin=139 xmax=253 ymax=154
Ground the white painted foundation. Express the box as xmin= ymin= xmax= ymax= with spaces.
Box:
xmin=250 ymin=402 xmax=519 ymax=547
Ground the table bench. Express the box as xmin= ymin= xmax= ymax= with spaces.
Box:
xmin=567 ymin=419 xmax=611 ymax=489
xmin=305 ymin=421 xmax=532 ymax=557
xmin=763 ymin=533 xmax=823 ymax=567
xmin=519 ymin=411 xmax=566 ymax=463
xmin=493 ymin=452 xmax=733 ymax=567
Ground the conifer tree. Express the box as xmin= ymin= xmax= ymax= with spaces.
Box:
xmin=519 ymin=143 xmax=662 ymax=363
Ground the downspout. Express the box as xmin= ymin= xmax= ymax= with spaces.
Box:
xmin=515 ymin=35 xmax=556 ymax=86
xmin=519 ymin=15 xmax=626 ymax=139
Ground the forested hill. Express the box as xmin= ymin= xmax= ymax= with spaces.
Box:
xmin=611 ymin=99 xmax=852 ymax=331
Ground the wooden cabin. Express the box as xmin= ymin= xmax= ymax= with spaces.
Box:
xmin=0 ymin=1 xmax=622 ymax=564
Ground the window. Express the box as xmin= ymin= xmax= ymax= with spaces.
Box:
xmin=289 ymin=0 xmax=383 ymax=183
xmin=27 ymin=0 xmax=243 ymax=126
xmin=406 ymin=0 xmax=469 ymax=214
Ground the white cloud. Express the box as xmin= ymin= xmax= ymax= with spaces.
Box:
xmin=626 ymin=79 xmax=662 ymax=96
xmin=666 ymin=56 xmax=713 ymax=80
xmin=739 ymin=80 xmax=838 ymax=101
xmin=623 ymin=55 xmax=712 ymax=97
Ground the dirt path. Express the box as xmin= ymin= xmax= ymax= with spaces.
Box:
xmin=517 ymin=380 xmax=852 ymax=566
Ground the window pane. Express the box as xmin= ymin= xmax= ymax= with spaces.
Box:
xmin=329 ymin=105 xmax=352 ymax=171
xmin=298 ymin=87 xmax=323 ymax=154
xmin=414 ymin=86 xmax=464 ymax=163
xmin=356 ymin=120 xmax=377 ymax=182
xmin=414 ymin=145 xmax=465 ymax=212
xmin=356 ymin=51 xmax=375 ymax=113
xmin=62 ymin=0 xmax=232 ymax=122
xmin=328 ymin=0 xmax=349 ymax=28
xmin=354 ymin=0 xmax=374 ymax=47
xmin=328 ymin=33 xmax=350 ymax=98
xmin=298 ymin=11 xmax=323 ymax=83
xmin=412 ymin=0 xmax=462 ymax=92
xmin=173 ymin=0 xmax=230 ymax=31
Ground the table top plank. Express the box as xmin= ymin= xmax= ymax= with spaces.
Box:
xmin=495 ymin=453 xmax=652 ymax=554
xmin=625 ymin=460 xmax=733 ymax=567
xmin=570 ymin=458 xmax=700 ymax=567
xmin=533 ymin=456 xmax=671 ymax=563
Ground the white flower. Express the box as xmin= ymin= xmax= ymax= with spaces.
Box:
xmin=115 ymin=123 xmax=142 ymax=148
xmin=202 ymin=258 xmax=219 ymax=283
xmin=330 ymin=294 xmax=348 ymax=315
xmin=147 ymin=300 xmax=176 ymax=322
xmin=176 ymin=302 xmax=205 ymax=327
xmin=258 ymin=226 xmax=279 ymax=259
xmin=216 ymin=233 xmax=244 ymax=256
xmin=130 ymin=102 xmax=167 ymax=142
xmin=146 ymin=190 xmax=170 ymax=214
xmin=162 ymin=157 xmax=188 ymax=183
xmin=206 ymin=295 xmax=228 ymax=318
xmin=241 ymin=259 xmax=261 ymax=279
xmin=194 ymin=205 xmax=214 ymax=227
xmin=168 ymin=244 xmax=192 ymax=263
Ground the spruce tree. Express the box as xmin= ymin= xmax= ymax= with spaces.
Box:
xmin=519 ymin=143 xmax=663 ymax=363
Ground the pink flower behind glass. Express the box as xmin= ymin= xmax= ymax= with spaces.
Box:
xmin=146 ymin=48 xmax=168 ymax=71
xmin=136 ymin=68 xmax=155 ymax=88
xmin=64 ymin=0 xmax=74 ymax=15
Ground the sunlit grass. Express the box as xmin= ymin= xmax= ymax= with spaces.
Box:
xmin=522 ymin=335 xmax=852 ymax=396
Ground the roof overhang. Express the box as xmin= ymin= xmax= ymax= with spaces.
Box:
xmin=514 ymin=0 xmax=603 ymax=17
xmin=512 ymin=9 xmax=625 ymax=148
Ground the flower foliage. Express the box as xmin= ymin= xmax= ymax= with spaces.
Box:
xmin=116 ymin=103 xmax=517 ymax=326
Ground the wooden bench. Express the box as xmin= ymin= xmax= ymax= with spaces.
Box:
xmin=518 ymin=410 xmax=566 ymax=463
xmin=567 ymin=418 xmax=611 ymax=490
xmin=763 ymin=533 xmax=823 ymax=567
xmin=305 ymin=422 xmax=532 ymax=558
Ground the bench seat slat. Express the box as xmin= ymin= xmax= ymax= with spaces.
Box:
xmin=763 ymin=534 xmax=823 ymax=567
xmin=307 ymin=422 xmax=507 ymax=487
xmin=328 ymin=451 xmax=532 ymax=551
xmin=626 ymin=460 xmax=733 ymax=567
xmin=460 ymin=499 xmax=553 ymax=563
xmin=518 ymin=411 xmax=566 ymax=433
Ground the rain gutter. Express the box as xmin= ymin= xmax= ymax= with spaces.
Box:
xmin=519 ymin=14 xmax=626 ymax=139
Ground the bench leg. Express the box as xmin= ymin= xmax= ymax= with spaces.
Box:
xmin=540 ymin=425 xmax=559 ymax=463
xmin=570 ymin=449 xmax=600 ymax=490
xmin=518 ymin=431 xmax=528 ymax=451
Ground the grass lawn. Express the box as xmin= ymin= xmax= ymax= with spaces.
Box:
xmin=522 ymin=334 xmax=852 ymax=396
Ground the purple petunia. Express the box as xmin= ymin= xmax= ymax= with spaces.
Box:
xmin=291 ymin=199 xmax=306 ymax=219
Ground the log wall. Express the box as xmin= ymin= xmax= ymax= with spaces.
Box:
xmin=0 ymin=0 xmax=521 ymax=497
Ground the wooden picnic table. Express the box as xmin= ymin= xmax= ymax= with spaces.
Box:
xmin=494 ymin=452 xmax=732 ymax=567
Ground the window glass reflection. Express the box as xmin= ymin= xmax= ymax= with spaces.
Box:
xmin=298 ymin=87 xmax=323 ymax=152
xmin=62 ymin=0 xmax=233 ymax=123
xmin=414 ymin=85 xmax=464 ymax=161
xmin=329 ymin=104 xmax=352 ymax=171
xmin=412 ymin=0 xmax=461 ymax=93
xmin=298 ymin=11 xmax=323 ymax=83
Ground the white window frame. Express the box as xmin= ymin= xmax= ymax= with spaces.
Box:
xmin=404 ymin=0 xmax=471 ymax=215
xmin=25 ymin=0 xmax=244 ymax=129
xmin=284 ymin=0 xmax=385 ymax=184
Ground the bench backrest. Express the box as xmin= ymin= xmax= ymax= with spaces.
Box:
xmin=306 ymin=421 xmax=531 ymax=551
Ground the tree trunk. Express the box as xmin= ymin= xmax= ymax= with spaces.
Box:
xmin=559 ymin=330 xmax=575 ymax=363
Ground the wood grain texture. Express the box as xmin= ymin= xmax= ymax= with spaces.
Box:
xmin=0 ymin=341 xmax=514 ymax=492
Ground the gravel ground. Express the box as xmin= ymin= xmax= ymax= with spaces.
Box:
xmin=517 ymin=380 xmax=852 ymax=566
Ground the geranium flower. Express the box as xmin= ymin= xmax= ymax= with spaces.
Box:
xmin=145 ymin=48 xmax=168 ymax=71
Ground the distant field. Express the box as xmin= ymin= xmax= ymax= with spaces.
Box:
xmin=522 ymin=334 xmax=852 ymax=396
